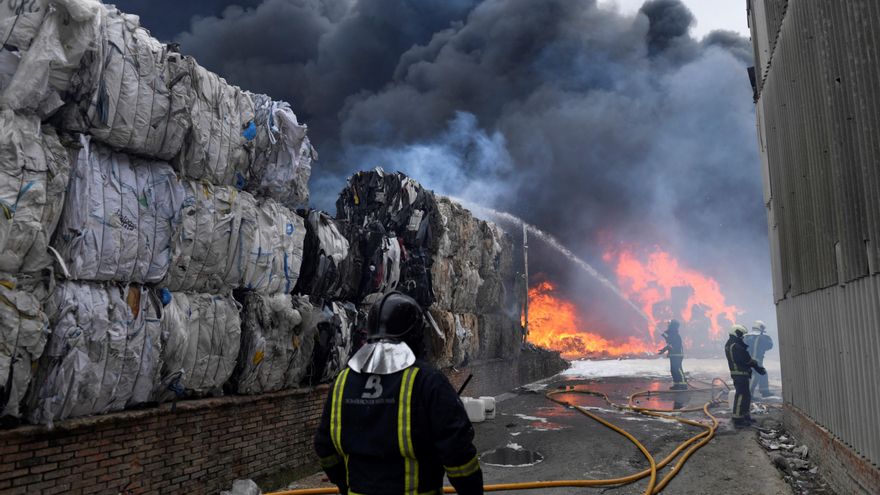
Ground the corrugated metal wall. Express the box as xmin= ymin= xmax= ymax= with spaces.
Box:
xmin=752 ymin=0 xmax=880 ymax=467
xmin=776 ymin=276 xmax=880 ymax=466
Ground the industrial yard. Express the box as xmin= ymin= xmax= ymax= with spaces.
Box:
xmin=2 ymin=0 xmax=880 ymax=494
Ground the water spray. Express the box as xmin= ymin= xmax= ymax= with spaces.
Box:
xmin=448 ymin=197 xmax=650 ymax=323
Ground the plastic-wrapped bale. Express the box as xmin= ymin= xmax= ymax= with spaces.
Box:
xmin=246 ymin=93 xmax=315 ymax=207
xmin=0 ymin=111 xmax=69 ymax=274
xmin=28 ymin=282 xmax=161 ymax=425
xmin=294 ymin=210 xmax=355 ymax=303
xmin=336 ymin=169 xmax=440 ymax=248
xmin=337 ymin=169 xmax=441 ymax=306
xmin=0 ymin=285 xmax=49 ymax=419
xmin=0 ymin=0 xmax=102 ymax=117
xmin=177 ymin=63 xmax=254 ymax=185
xmin=308 ymin=301 xmax=356 ymax=384
xmin=426 ymin=310 xmax=479 ymax=369
xmin=241 ymin=198 xmax=305 ymax=294
xmin=157 ymin=292 xmax=240 ymax=399
xmin=53 ymin=135 xmax=182 ymax=284
xmin=348 ymin=222 xmax=401 ymax=302
xmin=0 ymin=1 xmax=50 ymax=55
xmin=60 ymin=4 xmax=192 ymax=161
xmin=163 ymin=184 xmax=305 ymax=293
xmin=431 ymin=197 xmax=484 ymax=313
xmin=233 ymin=293 xmax=317 ymax=394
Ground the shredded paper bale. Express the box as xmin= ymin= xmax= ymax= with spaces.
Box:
xmin=247 ymin=93 xmax=314 ymax=207
xmin=163 ymin=184 xmax=304 ymax=294
xmin=0 ymin=110 xmax=69 ymax=274
xmin=157 ymin=292 xmax=241 ymax=399
xmin=60 ymin=4 xmax=192 ymax=161
xmin=233 ymin=293 xmax=317 ymax=394
xmin=54 ymin=135 xmax=182 ymax=284
xmin=28 ymin=282 xmax=161 ymax=425
xmin=0 ymin=284 xmax=49 ymax=419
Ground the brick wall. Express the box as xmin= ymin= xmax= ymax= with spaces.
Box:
xmin=783 ymin=404 xmax=880 ymax=494
xmin=0 ymin=386 xmax=329 ymax=495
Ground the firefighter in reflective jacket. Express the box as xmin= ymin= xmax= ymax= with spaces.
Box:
xmin=725 ymin=324 xmax=767 ymax=427
xmin=657 ymin=320 xmax=687 ymax=390
xmin=744 ymin=320 xmax=773 ymax=398
xmin=314 ymin=292 xmax=483 ymax=495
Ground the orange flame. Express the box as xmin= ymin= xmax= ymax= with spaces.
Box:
xmin=604 ymin=247 xmax=738 ymax=339
xmin=526 ymin=281 xmax=654 ymax=358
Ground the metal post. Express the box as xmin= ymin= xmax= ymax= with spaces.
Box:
xmin=522 ymin=223 xmax=529 ymax=343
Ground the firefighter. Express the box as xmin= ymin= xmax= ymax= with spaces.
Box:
xmin=657 ymin=320 xmax=687 ymax=390
xmin=744 ymin=320 xmax=774 ymax=398
xmin=314 ymin=291 xmax=483 ymax=495
xmin=725 ymin=324 xmax=767 ymax=427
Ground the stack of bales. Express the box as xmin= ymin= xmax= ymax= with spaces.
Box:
xmin=0 ymin=110 xmax=67 ymax=420
xmin=0 ymin=0 xmax=317 ymax=424
xmin=291 ymin=209 xmax=359 ymax=384
xmin=336 ymin=169 xmax=521 ymax=368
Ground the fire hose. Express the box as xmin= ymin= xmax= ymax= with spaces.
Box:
xmin=267 ymin=379 xmax=731 ymax=495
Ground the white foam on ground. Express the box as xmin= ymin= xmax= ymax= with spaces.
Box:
xmin=562 ymin=358 xmax=782 ymax=386
xmin=513 ymin=414 xmax=548 ymax=423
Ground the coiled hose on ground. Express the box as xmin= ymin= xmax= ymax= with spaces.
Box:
xmin=268 ymin=378 xmax=731 ymax=495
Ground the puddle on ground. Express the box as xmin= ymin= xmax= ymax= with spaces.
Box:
xmin=481 ymin=446 xmax=544 ymax=467
xmin=550 ymin=378 xmax=720 ymax=411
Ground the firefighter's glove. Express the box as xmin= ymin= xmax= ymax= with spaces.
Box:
xmin=755 ymin=366 xmax=767 ymax=375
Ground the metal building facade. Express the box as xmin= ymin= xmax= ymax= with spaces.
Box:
xmin=750 ymin=0 xmax=880 ymax=474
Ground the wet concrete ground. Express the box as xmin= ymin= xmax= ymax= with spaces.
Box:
xmin=277 ymin=371 xmax=793 ymax=494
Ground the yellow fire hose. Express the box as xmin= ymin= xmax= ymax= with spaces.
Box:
xmin=268 ymin=379 xmax=730 ymax=495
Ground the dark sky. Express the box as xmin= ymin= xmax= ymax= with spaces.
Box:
xmin=112 ymin=0 xmax=773 ymax=341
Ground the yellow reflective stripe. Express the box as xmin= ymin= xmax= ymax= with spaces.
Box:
xmin=330 ymin=368 xmax=351 ymax=455
xmin=733 ymin=394 xmax=743 ymax=418
xmin=398 ymin=367 xmax=420 ymax=494
xmin=445 ymin=455 xmax=480 ymax=478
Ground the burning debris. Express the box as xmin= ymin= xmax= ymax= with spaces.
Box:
xmin=525 ymin=281 xmax=653 ymax=359
xmin=605 ymin=246 xmax=739 ymax=340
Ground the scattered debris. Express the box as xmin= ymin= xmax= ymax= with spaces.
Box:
xmin=755 ymin=426 xmax=835 ymax=494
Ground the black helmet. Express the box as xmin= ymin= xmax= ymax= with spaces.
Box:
xmin=367 ymin=291 xmax=424 ymax=343
xmin=666 ymin=319 xmax=680 ymax=333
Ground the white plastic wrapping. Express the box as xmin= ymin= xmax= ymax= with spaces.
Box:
xmin=0 ymin=0 xmax=103 ymax=117
xmin=0 ymin=110 xmax=69 ymax=274
xmin=28 ymin=281 xmax=162 ymax=425
xmin=61 ymin=5 xmax=192 ymax=161
xmin=241 ymin=197 xmax=305 ymax=294
xmin=0 ymin=284 xmax=49 ymax=418
xmin=234 ymin=293 xmax=317 ymax=394
xmin=0 ymin=1 xmax=51 ymax=53
xmin=54 ymin=135 xmax=182 ymax=284
xmin=164 ymin=183 xmax=304 ymax=294
xmin=246 ymin=92 xmax=314 ymax=207
xmin=176 ymin=63 xmax=254 ymax=185
xmin=158 ymin=292 xmax=241 ymax=398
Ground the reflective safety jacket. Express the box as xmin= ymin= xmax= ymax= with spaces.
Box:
xmin=659 ymin=332 xmax=684 ymax=358
xmin=743 ymin=333 xmax=773 ymax=362
xmin=314 ymin=360 xmax=483 ymax=495
xmin=725 ymin=335 xmax=758 ymax=377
